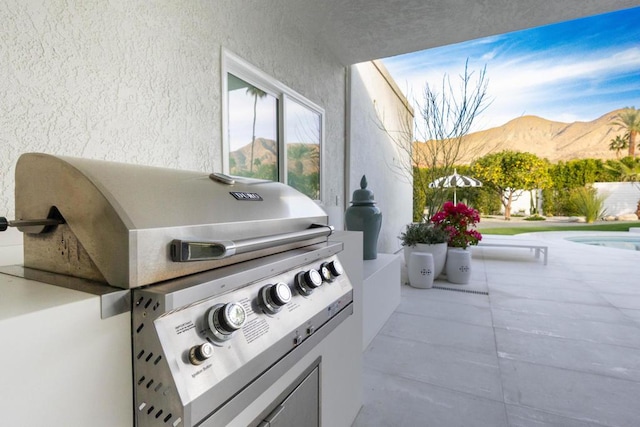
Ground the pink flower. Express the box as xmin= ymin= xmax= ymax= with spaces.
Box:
xmin=431 ymin=202 xmax=482 ymax=248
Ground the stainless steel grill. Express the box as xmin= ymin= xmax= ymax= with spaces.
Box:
xmin=2 ymin=153 xmax=354 ymax=427
xmin=12 ymin=153 xmax=332 ymax=288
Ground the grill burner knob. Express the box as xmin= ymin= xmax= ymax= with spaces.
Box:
xmin=259 ymin=282 xmax=292 ymax=314
xmin=320 ymin=260 xmax=343 ymax=281
xmin=295 ymin=269 xmax=322 ymax=296
xmin=206 ymin=303 xmax=247 ymax=342
xmin=189 ymin=342 xmax=214 ymax=365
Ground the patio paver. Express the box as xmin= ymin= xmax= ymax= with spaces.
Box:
xmin=353 ymin=231 xmax=640 ymax=427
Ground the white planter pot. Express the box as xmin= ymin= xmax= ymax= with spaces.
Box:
xmin=408 ymin=252 xmax=435 ymax=288
xmin=403 ymin=242 xmax=447 ymax=279
xmin=445 ymin=248 xmax=472 ymax=284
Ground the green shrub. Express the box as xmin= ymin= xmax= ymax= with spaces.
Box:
xmin=568 ymin=187 xmax=608 ymax=223
xmin=524 ymin=214 xmax=546 ymax=221
xmin=399 ymin=223 xmax=449 ymax=246
xmin=470 ymin=187 xmax=501 ymax=215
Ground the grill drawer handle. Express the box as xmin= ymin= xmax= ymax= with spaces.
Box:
xmin=170 ymin=224 xmax=333 ymax=262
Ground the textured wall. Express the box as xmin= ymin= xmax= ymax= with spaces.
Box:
xmin=0 ymin=0 xmax=346 ymax=218
xmin=594 ymin=182 xmax=640 ymax=217
xmin=349 ymin=61 xmax=413 ymax=255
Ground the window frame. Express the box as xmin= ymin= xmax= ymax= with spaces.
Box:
xmin=221 ymin=48 xmax=325 ymax=201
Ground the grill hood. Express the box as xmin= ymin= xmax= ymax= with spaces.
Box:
xmin=14 ymin=153 xmax=329 ymax=289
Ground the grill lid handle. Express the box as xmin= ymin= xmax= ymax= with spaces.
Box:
xmin=0 ymin=217 xmax=65 ymax=233
xmin=170 ymin=224 xmax=333 ymax=262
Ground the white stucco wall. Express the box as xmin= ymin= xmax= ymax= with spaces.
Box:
xmin=593 ymin=182 xmax=640 ymax=216
xmin=0 ymin=1 xmax=346 ymax=219
xmin=0 ymin=2 xmax=418 ymax=259
xmin=349 ymin=61 xmax=413 ymax=255
xmin=497 ymin=184 xmax=640 ymax=218
xmin=501 ymin=190 xmax=538 ymax=216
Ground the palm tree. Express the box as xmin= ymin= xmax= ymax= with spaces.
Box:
xmin=288 ymin=144 xmax=309 ymax=175
xmin=604 ymin=159 xmax=640 ymax=190
xmin=246 ymin=86 xmax=267 ymax=173
xmin=611 ymin=107 xmax=640 ymax=158
xmin=619 ymin=161 xmax=640 ymax=184
xmin=608 ymin=134 xmax=629 ymax=159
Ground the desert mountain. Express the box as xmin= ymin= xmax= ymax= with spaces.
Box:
xmin=414 ymin=109 xmax=628 ymax=166
xmin=229 ymin=138 xmax=319 ymax=174
xmin=235 ymin=110 xmax=628 ymax=171
xmin=230 ymin=138 xmax=278 ymax=172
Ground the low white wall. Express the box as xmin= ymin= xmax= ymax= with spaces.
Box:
xmin=593 ymin=182 xmax=640 ymax=217
xmin=499 ymin=189 xmax=539 ymax=216
xmin=0 ymin=228 xmax=23 ymax=266
xmin=500 ymin=190 xmax=535 ymax=215
xmin=362 ymin=254 xmax=400 ymax=350
xmin=500 ymin=184 xmax=640 ymax=218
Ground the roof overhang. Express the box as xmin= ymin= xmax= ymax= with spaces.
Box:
xmin=278 ymin=0 xmax=640 ymax=64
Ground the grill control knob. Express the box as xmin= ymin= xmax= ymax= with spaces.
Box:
xmin=206 ymin=302 xmax=247 ymax=342
xmin=295 ymin=269 xmax=322 ymax=296
xmin=259 ymin=282 xmax=292 ymax=314
xmin=320 ymin=260 xmax=343 ymax=281
xmin=189 ymin=342 xmax=214 ymax=365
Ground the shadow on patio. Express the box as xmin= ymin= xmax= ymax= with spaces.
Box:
xmin=353 ymin=231 xmax=640 ymax=427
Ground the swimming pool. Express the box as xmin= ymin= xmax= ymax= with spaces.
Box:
xmin=566 ymin=236 xmax=640 ymax=251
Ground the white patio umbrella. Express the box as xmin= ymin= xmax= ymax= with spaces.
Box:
xmin=428 ymin=169 xmax=482 ymax=204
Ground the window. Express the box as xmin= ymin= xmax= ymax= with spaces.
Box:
xmin=226 ymin=74 xmax=279 ymax=181
xmin=284 ymin=97 xmax=321 ymax=200
xmin=222 ymin=50 xmax=324 ymax=200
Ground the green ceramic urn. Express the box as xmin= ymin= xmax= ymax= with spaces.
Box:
xmin=345 ymin=175 xmax=382 ymax=260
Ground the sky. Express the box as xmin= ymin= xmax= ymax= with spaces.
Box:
xmin=381 ymin=6 xmax=640 ymax=133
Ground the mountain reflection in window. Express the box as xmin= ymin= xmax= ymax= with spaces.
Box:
xmin=285 ymin=98 xmax=321 ymax=200
xmin=227 ymin=74 xmax=278 ymax=181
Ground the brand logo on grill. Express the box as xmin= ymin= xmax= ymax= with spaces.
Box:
xmin=229 ymin=191 xmax=263 ymax=201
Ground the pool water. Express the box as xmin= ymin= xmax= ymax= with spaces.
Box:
xmin=567 ymin=236 xmax=640 ymax=251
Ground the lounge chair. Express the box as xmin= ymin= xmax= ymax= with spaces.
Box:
xmin=476 ymin=235 xmax=548 ymax=265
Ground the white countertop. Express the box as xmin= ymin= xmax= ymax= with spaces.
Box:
xmin=0 ymin=271 xmax=93 ymax=322
xmin=0 ymin=269 xmax=133 ymax=426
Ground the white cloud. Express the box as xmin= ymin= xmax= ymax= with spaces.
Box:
xmin=491 ymin=47 xmax=640 ymax=91
xmin=387 ymin=45 xmax=640 ymax=133
xmin=481 ymin=49 xmax=498 ymax=61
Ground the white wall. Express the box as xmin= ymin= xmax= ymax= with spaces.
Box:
xmin=501 ymin=189 xmax=539 ymax=216
xmin=0 ymin=3 xmax=419 ymax=259
xmin=500 ymin=184 xmax=640 ymax=218
xmin=348 ymin=61 xmax=413 ymax=255
xmin=0 ymin=228 xmax=23 ymax=266
xmin=593 ymin=182 xmax=640 ymax=216
xmin=0 ymin=1 xmax=346 ymax=219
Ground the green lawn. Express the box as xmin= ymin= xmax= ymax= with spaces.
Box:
xmin=480 ymin=222 xmax=637 ymax=235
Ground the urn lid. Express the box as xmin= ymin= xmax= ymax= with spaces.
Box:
xmin=350 ymin=175 xmax=377 ymax=205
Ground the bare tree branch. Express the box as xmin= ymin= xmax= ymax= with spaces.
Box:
xmin=375 ymin=59 xmax=492 ymax=220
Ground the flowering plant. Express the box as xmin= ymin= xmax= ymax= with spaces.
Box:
xmin=431 ymin=201 xmax=482 ymax=248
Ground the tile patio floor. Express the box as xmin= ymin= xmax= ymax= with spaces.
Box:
xmin=353 ymin=231 xmax=640 ymax=427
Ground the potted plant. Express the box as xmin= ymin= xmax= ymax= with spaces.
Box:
xmin=431 ymin=201 xmax=482 ymax=249
xmin=430 ymin=201 xmax=482 ymax=284
xmin=399 ymin=222 xmax=449 ymax=281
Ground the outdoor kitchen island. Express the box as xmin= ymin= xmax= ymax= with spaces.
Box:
xmin=0 ymin=153 xmax=363 ymax=427
xmin=0 ymin=230 xmax=363 ymax=427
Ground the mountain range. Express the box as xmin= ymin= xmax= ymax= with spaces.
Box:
xmin=229 ymin=138 xmax=320 ymax=174
xmin=414 ymin=109 xmax=628 ymax=165
xmin=233 ymin=110 xmax=628 ymax=171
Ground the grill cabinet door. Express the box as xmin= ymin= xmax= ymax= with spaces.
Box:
xmin=258 ymin=366 xmax=319 ymax=427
